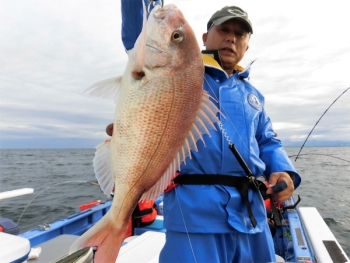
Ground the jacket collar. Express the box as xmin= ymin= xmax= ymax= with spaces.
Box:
xmin=201 ymin=50 xmax=254 ymax=79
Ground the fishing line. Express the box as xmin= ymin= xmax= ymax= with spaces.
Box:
xmin=295 ymin=87 xmax=350 ymax=162
xmin=16 ymin=180 xmax=97 ymax=226
xmin=288 ymin=153 xmax=350 ymax=163
xmin=173 ymin=185 xmax=198 ymax=263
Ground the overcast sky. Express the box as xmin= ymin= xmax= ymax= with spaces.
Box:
xmin=1 ymin=0 xmax=349 ymax=149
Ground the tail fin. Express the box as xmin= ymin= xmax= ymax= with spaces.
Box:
xmin=69 ymin=211 xmax=129 ymax=263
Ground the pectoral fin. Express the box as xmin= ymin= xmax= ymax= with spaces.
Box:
xmin=85 ymin=76 xmax=122 ymax=103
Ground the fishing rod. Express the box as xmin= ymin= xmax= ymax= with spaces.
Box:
xmin=295 ymin=87 xmax=350 ymax=162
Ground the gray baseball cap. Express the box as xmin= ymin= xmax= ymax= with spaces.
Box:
xmin=207 ymin=6 xmax=253 ymax=33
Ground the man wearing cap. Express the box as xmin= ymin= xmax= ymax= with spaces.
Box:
xmin=119 ymin=1 xmax=301 ymax=262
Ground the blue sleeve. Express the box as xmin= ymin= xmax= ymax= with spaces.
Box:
xmin=256 ymin=110 xmax=302 ymax=189
xmin=121 ymin=0 xmax=162 ymax=51
xmin=121 ymin=0 xmax=145 ymax=51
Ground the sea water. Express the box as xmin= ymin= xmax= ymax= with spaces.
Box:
xmin=0 ymin=147 xmax=349 ymax=256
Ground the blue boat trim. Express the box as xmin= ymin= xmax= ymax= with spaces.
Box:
xmin=19 ymin=200 xmax=112 ymax=247
xmin=16 ymin=196 xmax=350 ymax=262
xmin=10 ymin=252 xmax=30 ymax=263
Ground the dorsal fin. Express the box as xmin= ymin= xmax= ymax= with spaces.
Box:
xmin=92 ymin=139 xmax=114 ymax=197
xmin=140 ymin=90 xmax=222 ymax=201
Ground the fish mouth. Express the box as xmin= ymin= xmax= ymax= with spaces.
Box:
xmin=153 ymin=4 xmax=178 ymax=20
xmin=146 ymin=44 xmax=164 ymax=53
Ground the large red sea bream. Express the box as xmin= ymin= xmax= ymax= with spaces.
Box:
xmin=70 ymin=4 xmax=220 ymax=262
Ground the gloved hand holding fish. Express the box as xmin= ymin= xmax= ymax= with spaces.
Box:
xmin=69 ymin=3 xmax=221 ymax=263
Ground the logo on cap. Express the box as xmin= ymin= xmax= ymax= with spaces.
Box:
xmin=227 ymin=8 xmax=247 ymax=18
xmin=248 ymin=93 xmax=262 ymax=111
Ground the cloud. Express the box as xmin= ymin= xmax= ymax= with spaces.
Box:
xmin=1 ymin=0 xmax=349 ymax=148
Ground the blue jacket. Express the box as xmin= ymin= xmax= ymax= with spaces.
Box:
xmin=163 ymin=55 xmax=300 ymax=234
xmin=121 ymin=0 xmax=301 ymax=234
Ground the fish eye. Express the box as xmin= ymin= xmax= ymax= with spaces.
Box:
xmin=171 ymin=30 xmax=184 ymax=42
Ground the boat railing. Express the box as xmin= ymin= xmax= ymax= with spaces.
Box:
xmin=0 ymin=188 xmax=34 ymax=201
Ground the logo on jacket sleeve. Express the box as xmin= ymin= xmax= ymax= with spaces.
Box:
xmin=248 ymin=93 xmax=262 ymax=111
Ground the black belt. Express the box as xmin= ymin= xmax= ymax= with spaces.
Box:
xmin=173 ymin=174 xmax=267 ymax=228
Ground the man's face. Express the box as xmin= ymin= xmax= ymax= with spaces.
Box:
xmin=203 ymin=19 xmax=250 ymax=73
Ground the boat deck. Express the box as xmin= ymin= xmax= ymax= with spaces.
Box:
xmin=33 ymin=234 xmax=78 ymax=263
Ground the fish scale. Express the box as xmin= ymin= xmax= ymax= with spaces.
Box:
xmin=112 ymin=72 xmax=208 ymax=204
